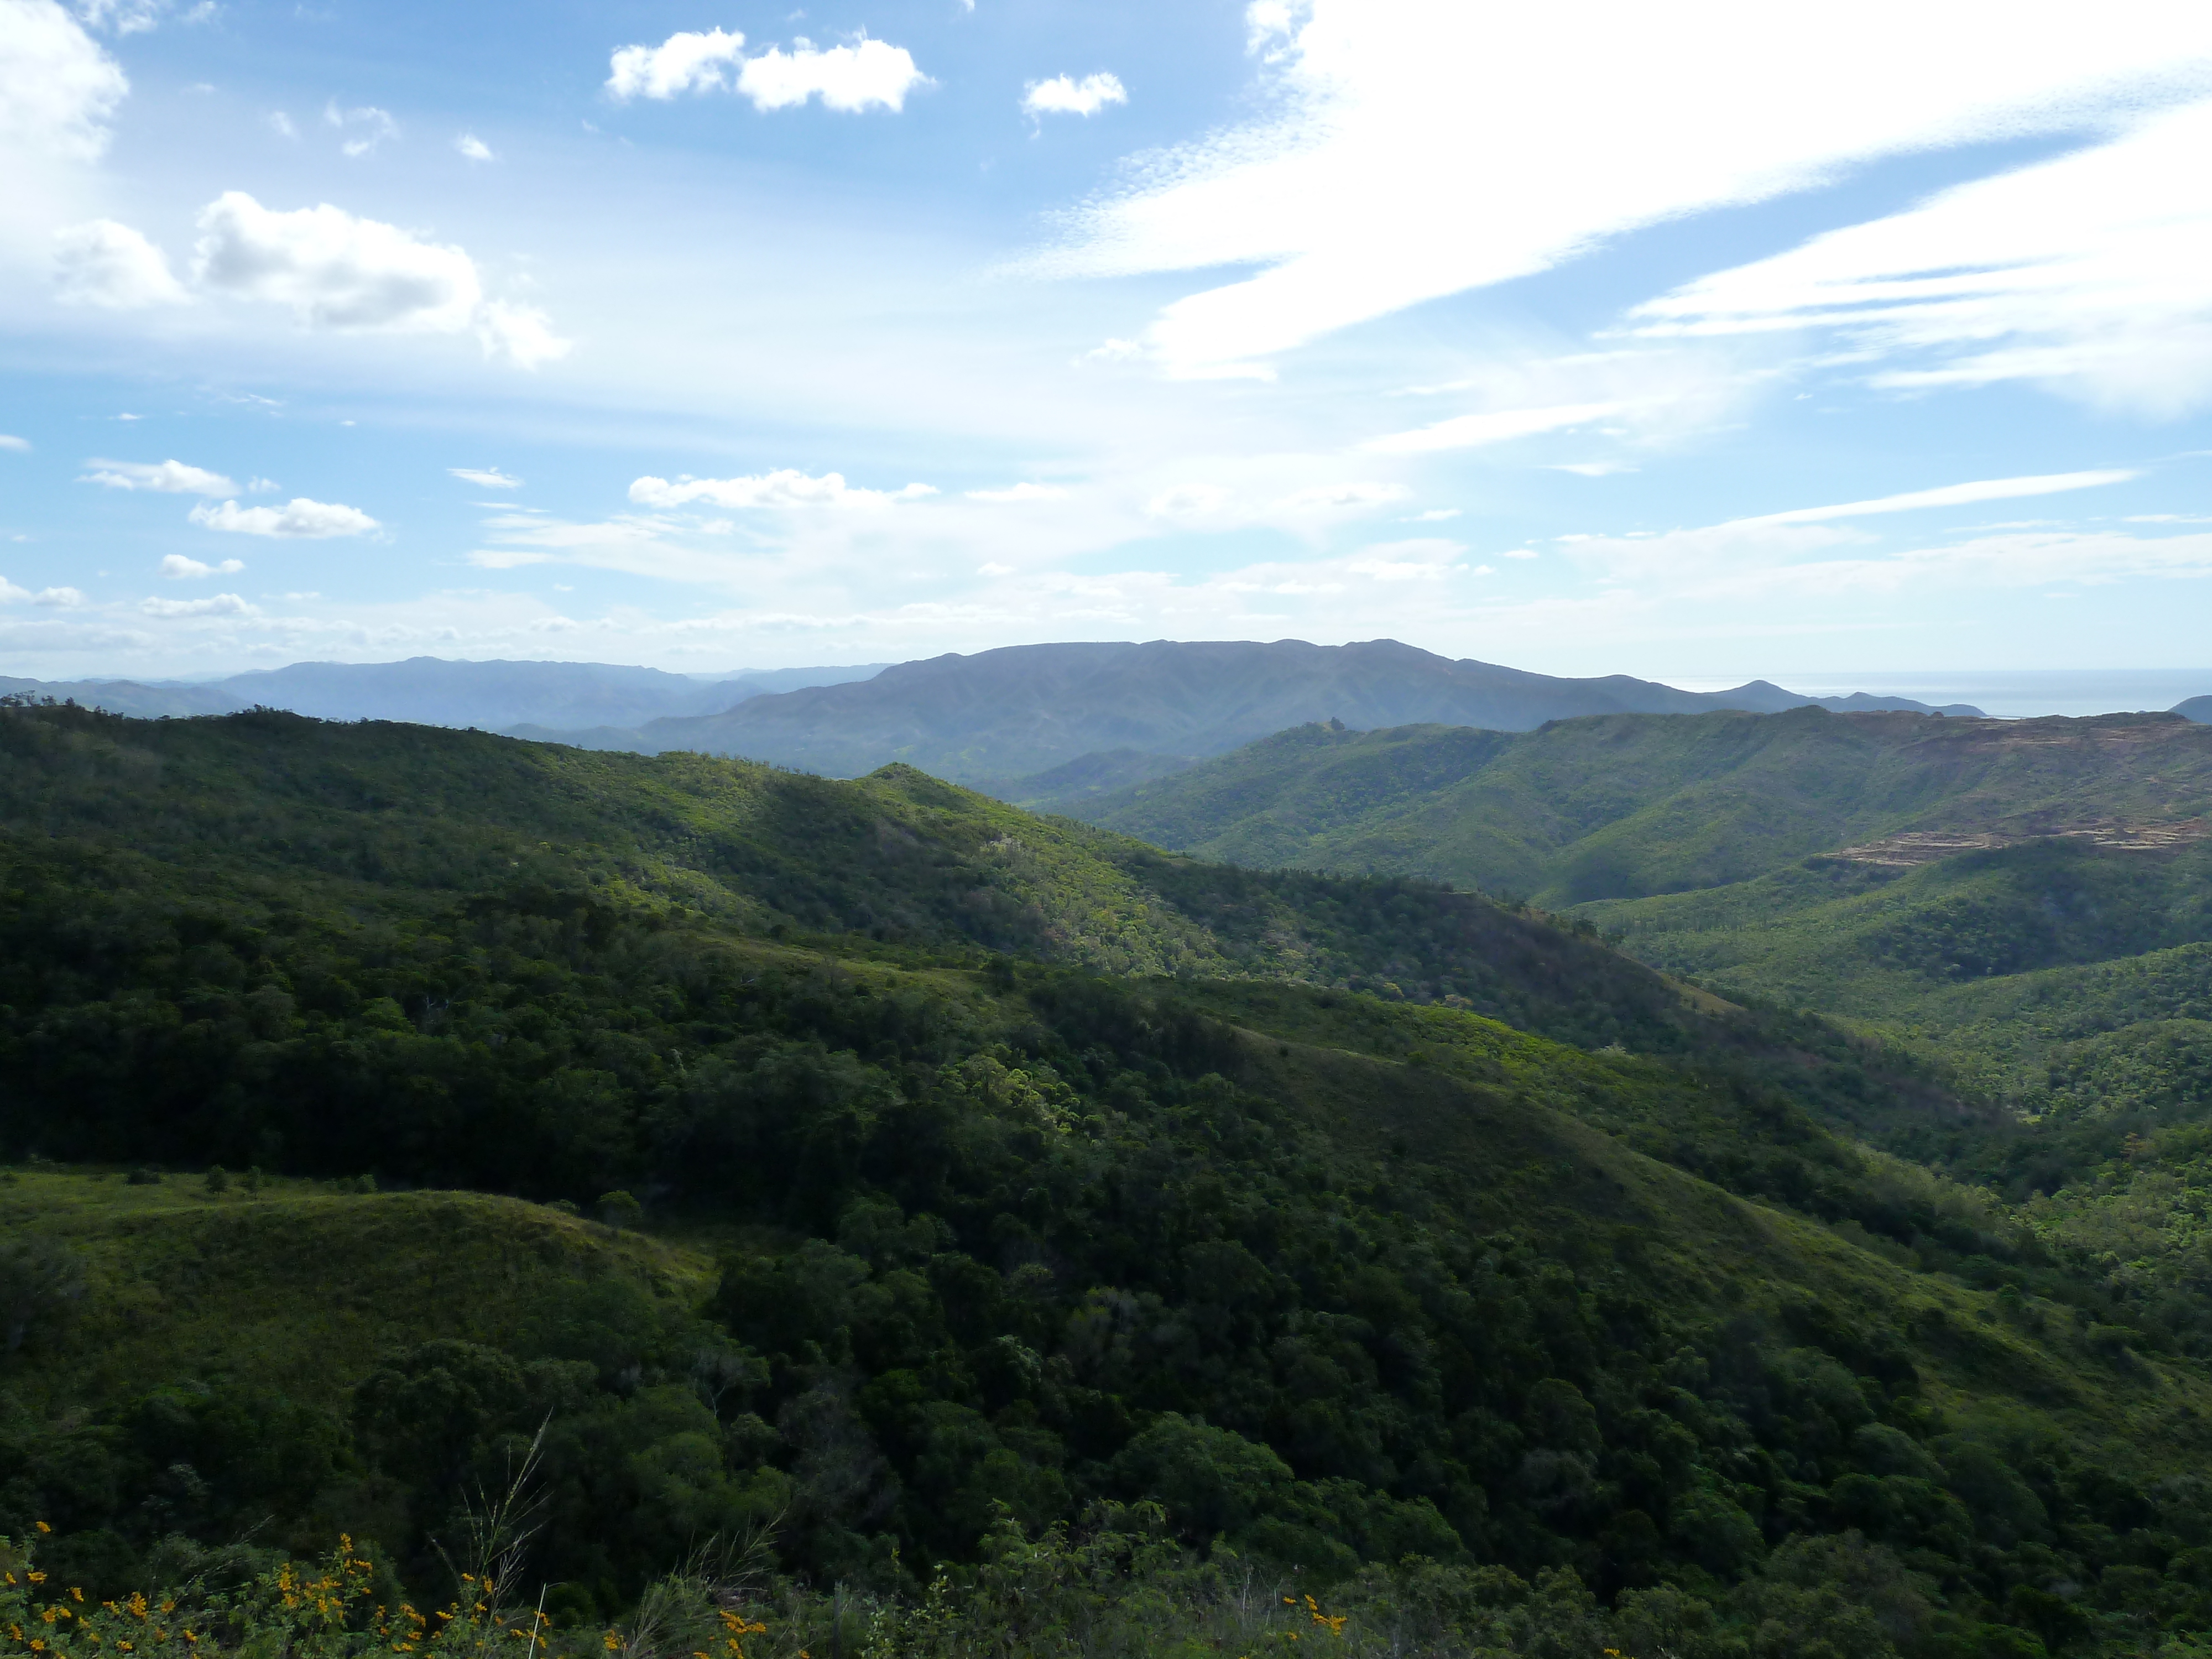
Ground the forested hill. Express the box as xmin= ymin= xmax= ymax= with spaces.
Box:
xmin=3 ymin=701 xmax=2209 ymax=1658
xmin=1057 ymin=707 xmax=2212 ymax=907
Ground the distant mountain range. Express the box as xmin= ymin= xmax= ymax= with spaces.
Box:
xmin=15 ymin=641 xmax=2209 ymax=772
xmin=494 ymin=638 xmax=1992 ymax=780
xmin=0 ymin=656 xmax=885 ymax=730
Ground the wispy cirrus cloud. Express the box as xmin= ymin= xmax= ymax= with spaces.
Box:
xmin=1634 ymin=100 xmax=2212 ymax=418
xmin=1028 ymin=0 xmax=2212 ymax=378
xmin=629 ymin=469 xmax=936 ymax=509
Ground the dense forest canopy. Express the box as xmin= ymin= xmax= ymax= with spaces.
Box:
xmin=2 ymin=701 xmax=2208 ymax=1659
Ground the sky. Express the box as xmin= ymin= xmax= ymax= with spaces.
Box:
xmin=4 ymin=0 xmax=2212 ymax=686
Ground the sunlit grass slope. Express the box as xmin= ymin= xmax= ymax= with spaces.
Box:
xmin=2 ymin=1171 xmax=709 ymax=1413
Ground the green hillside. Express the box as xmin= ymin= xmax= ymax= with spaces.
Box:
xmin=1066 ymin=708 xmax=2212 ymax=909
xmin=3 ymin=701 xmax=2209 ymax=1656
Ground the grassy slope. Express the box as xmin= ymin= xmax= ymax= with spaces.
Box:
xmin=3 ymin=1172 xmax=710 ymax=1414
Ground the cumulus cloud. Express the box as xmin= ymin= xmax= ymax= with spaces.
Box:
xmin=160 ymin=552 xmax=243 ymax=577
xmin=1022 ymin=72 xmax=1126 ymax=118
xmin=0 ymin=436 xmax=32 ymax=451
xmin=52 ymin=219 xmax=189 ymax=307
xmin=81 ymin=457 xmax=236 ymax=494
xmin=737 ymin=38 xmax=928 ymax=112
xmin=141 ymin=592 xmax=254 ymax=616
xmin=629 ymin=469 xmax=936 ymax=509
xmin=455 ymin=132 xmax=494 ymax=161
xmin=965 ymin=482 xmax=1066 ymax=502
xmin=1 ymin=0 xmax=128 ymax=162
xmin=325 ymin=100 xmax=397 ymax=156
xmin=450 ymin=466 xmax=521 ymax=488
xmin=607 ymin=27 xmax=748 ymax=100
xmin=0 ymin=575 xmax=86 ymax=606
xmin=191 ymin=192 xmax=571 ymax=367
xmin=1030 ymin=0 xmax=2212 ymax=377
xmin=608 ymin=27 xmax=926 ymax=111
xmin=189 ymin=497 xmax=379 ymax=537
xmin=1635 ymin=100 xmax=2212 ymax=418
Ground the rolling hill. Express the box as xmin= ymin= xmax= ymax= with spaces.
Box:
xmin=1 ymin=700 xmax=2206 ymax=1656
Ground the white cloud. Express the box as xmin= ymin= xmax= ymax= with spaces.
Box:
xmin=191 ymin=192 xmax=571 ymax=367
xmin=1347 ymin=538 xmax=1465 ymax=580
xmin=1730 ymin=469 xmax=2139 ymax=527
xmin=1277 ymin=480 xmax=1408 ymax=513
xmin=74 ymin=0 xmax=174 ymax=33
xmin=450 ymin=466 xmax=521 ymax=488
xmin=0 ymin=436 xmax=30 ymax=452
xmin=141 ymin=592 xmax=254 ymax=617
xmin=1031 ymin=0 xmax=2212 ymax=377
xmin=473 ymin=299 xmax=570 ymax=369
xmin=0 ymin=576 xmax=86 ymax=606
xmin=1364 ymin=400 xmax=1629 ymax=454
xmin=629 ymin=469 xmax=936 ymax=509
xmin=1146 ymin=483 xmax=1233 ymax=518
xmin=81 ymin=457 xmax=236 ymax=494
xmin=1552 ymin=461 xmax=1636 ymax=477
xmin=455 ymin=131 xmax=495 ymax=161
xmin=1501 ymin=547 xmax=1538 ymax=559
xmin=737 ymin=37 xmax=929 ymax=112
xmin=1022 ymin=72 xmax=1126 ymax=118
xmin=608 ymin=28 xmax=926 ymax=112
xmin=1 ymin=0 xmax=128 ymax=161
xmin=1401 ymin=507 xmax=1460 ymax=521
xmin=160 ymin=552 xmax=243 ymax=577
xmin=325 ymin=100 xmax=397 ymax=156
xmin=52 ymin=219 xmax=189 ymax=307
xmin=268 ymin=109 xmax=294 ymax=138
xmin=964 ymin=482 xmax=1066 ymax=502
xmin=1634 ymin=100 xmax=2212 ymax=418
xmin=977 ymin=561 xmax=1014 ymax=576
xmin=608 ymin=27 xmax=748 ymax=100
xmin=189 ymin=497 xmax=379 ymax=537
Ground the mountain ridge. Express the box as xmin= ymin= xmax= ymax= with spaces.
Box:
xmin=555 ymin=638 xmax=1985 ymax=779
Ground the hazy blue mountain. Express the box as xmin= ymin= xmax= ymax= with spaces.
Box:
xmin=0 ymin=676 xmax=250 ymax=718
xmin=200 ymin=655 xmax=885 ymax=731
xmin=583 ymin=638 xmax=1983 ymax=781
xmin=2176 ymin=693 xmax=2212 ymax=722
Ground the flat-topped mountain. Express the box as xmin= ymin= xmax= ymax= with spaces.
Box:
xmin=587 ymin=638 xmax=1982 ymax=779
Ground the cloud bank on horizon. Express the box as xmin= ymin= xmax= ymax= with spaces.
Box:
xmin=2 ymin=0 xmax=2210 ymax=683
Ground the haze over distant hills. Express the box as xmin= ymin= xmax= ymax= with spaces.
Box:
xmin=0 ymin=657 xmax=885 ymax=729
xmin=507 ymin=638 xmax=1991 ymax=780
xmin=13 ymin=641 xmax=2212 ymax=775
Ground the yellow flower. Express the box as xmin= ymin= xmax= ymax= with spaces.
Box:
xmin=34 ymin=1524 xmax=50 ymax=1535
xmin=72 ymin=1590 xmax=84 ymax=1604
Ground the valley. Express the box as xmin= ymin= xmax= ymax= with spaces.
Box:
xmin=2 ymin=699 xmax=2210 ymax=1657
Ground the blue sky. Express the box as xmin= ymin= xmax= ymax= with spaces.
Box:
xmin=4 ymin=0 xmax=2212 ymax=684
